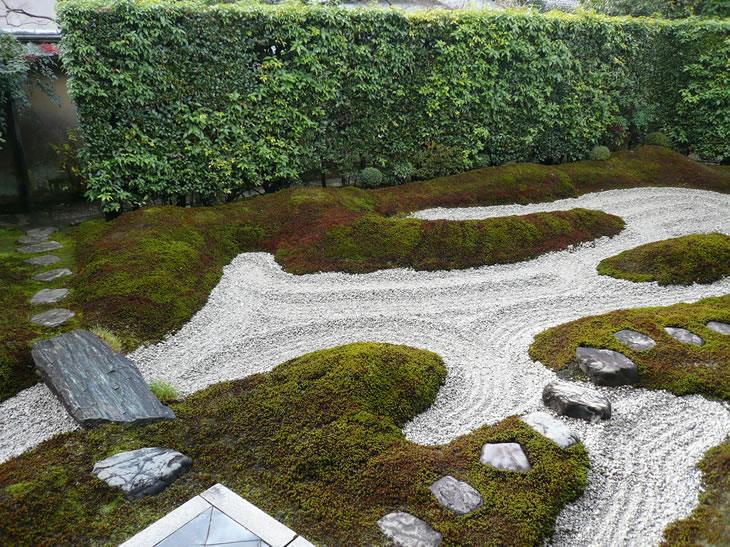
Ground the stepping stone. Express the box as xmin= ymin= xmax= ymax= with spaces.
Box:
xmin=24 ymin=254 xmax=61 ymax=267
xmin=92 ymin=447 xmax=192 ymax=499
xmin=665 ymin=327 xmax=705 ymax=346
xmin=576 ymin=347 xmax=639 ymax=386
xmin=613 ymin=329 xmax=656 ymax=351
xmin=18 ymin=226 xmax=57 ymax=245
xmin=429 ymin=475 xmax=483 ymax=515
xmin=32 ymin=268 xmax=71 ymax=282
xmin=480 ymin=442 xmax=531 ymax=472
xmin=16 ymin=241 xmax=63 ymax=253
xmin=30 ymin=288 xmax=69 ymax=305
xmin=542 ymin=380 xmax=611 ymax=422
xmin=521 ymin=411 xmax=581 ymax=449
xmin=32 ymin=330 xmax=176 ymax=427
xmin=707 ymin=321 xmax=730 ymax=335
xmin=377 ymin=512 xmax=442 ymax=547
xmin=30 ymin=308 xmax=75 ymax=327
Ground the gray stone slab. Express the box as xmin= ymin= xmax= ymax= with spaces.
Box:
xmin=16 ymin=241 xmax=63 ymax=253
xmin=18 ymin=227 xmax=57 ymax=245
xmin=480 ymin=442 xmax=531 ymax=472
xmin=26 ymin=226 xmax=58 ymax=238
xmin=521 ymin=411 xmax=581 ymax=449
xmin=30 ymin=288 xmax=69 ymax=305
xmin=93 ymin=447 xmax=192 ymax=499
xmin=542 ymin=380 xmax=611 ymax=422
xmin=665 ymin=327 xmax=705 ymax=346
xmin=24 ymin=254 xmax=61 ymax=267
xmin=32 ymin=268 xmax=71 ymax=282
xmin=377 ymin=512 xmax=442 ymax=547
xmin=613 ymin=329 xmax=656 ymax=351
xmin=30 ymin=308 xmax=75 ymax=327
xmin=429 ymin=475 xmax=483 ymax=515
xmin=576 ymin=347 xmax=639 ymax=386
xmin=32 ymin=330 xmax=176 ymax=427
xmin=707 ymin=321 xmax=730 ymax=335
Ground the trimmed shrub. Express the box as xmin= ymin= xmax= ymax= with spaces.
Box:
xmin=590 ymin=145 xmax=611 ymax=161
xmin=645 ymin=131 xmax=672 ymax=148
xmin=357 ymin=167 xmax=383 ymax=188
xmin=57 ymin=2 xmax=730 ymax=211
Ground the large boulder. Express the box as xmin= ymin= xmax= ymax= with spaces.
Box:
xmin=429 ymin=475 xmax=483 ymax=515
xmin=480 ymin=442 xmax=531 ymax=472
xmin=576 ymin=347 xmax=639 ymax=386
xmin=32 ymin=330 xmax=176 ymax=427
xmin=542 ymin=380 xmax=611 ymax=422
xmin=521 ymin=411 xmax=580 ymax=449
xmin=92 ymin=447 xmax=192 ymax=499
xmin=377 ymin=512 xmax=442 ymax=547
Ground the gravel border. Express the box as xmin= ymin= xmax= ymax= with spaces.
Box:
xmin=1 ymin=187 xmax=729 ymax=546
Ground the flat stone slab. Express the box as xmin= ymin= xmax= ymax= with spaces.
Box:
xmin=480 ymin=442 xmax=531 ymax=472
xmin=16 ymin=241 xmax=63 ymax=253
xmin=93 ymin=447 xmax=192 ymax=499
xmin=614 ymin=329 xmax=656 ymax=351
xmin=30 ymin=308 xmax=75 ymax=327
xmin=18 ymin=227 xmax=57 ymax=245
xmin=377 ymin=512 xmax=442 ymax=547
xmin=665 ymin=327 xmax=705 ymax=346
xmin=542 ymin=380 xmax=611 ymax=422
xmin=707 ymin=321 xmax=730 ymax=335
xmin=32 ymin=330 xmax=176 ymax=427
xmin=32 ymin=268 xmax=71 ymax=282
xmin=521 ymin=411 xmax=581 ymax=449
xmin=30 ymin=288 xmax=69 ymax=305
xmin=576 ymin=347 xmax=639 ymax=386
xmin=429 ymin=475 xmax=483 ymax=515
xmin=24 ymin=254 xmax=61 ymax=267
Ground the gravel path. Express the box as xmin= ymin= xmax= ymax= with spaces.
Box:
xmin=1 ymin=187 xmax=729 ymax=546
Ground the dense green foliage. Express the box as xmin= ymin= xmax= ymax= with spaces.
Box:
xmin=662 ymin=438 xmax=730 ymax=545
xmin=579 ymin=0 xmax=730 ymax=19
xmin=645 ymin=131 xmax=672 ymax=147
xmin=0 ymin=342 xmax=590 ymax=545
xmin=590 ymin=145 xmax=611 ymax=160
xmin=0 ymin=32 xmax=27 ymax=147
xmin=358 ymin=167 xmax=383 ymax=188
xmin=58 ymin=1 xmax=730 ymax=211
xmin=529 ymin=294 xmax=730 ymax=400
xmin=597 ymin=233 xmax=730 ymax=285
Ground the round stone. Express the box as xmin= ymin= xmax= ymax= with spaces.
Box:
xmin=706 ymin=321 xmax=730 ymax=335
xmin=664 ymin=327 xmax=704 ymax=346
xmin=613 ymin=329 xmax=656 ymax=351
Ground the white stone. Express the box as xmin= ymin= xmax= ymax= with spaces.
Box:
xmin=521 ymin=412 xmax=581 ymax=449
xmin=429 ymin=475 xmax=483 ymax=515
xmin=377 ymin=512 xmax=442 ymax=547
xmin=480 ymin=442 xmax=531 ymax=472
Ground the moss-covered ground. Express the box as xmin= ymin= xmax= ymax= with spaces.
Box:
xmin=597 ymin=233 xmax=730 ymax=286
xmin=0 ymin=343 xmax=589 ymax=546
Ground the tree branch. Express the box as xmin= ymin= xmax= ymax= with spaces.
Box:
xmin=1 ymin=0 xmax=56 ymax=27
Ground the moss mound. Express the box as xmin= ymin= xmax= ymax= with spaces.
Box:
xmin=0 ymin=343 xmax=589 ymax=545
xmin=662 ymin=438 xmax=730 ymax=546
xmin=597 ymin=233 xmax=730 ymax=286
xmin=529 ymin=295 xmax=730 ymax=400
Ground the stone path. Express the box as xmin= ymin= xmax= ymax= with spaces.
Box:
xmin=17 ymin=226 xmax=75 ymax=328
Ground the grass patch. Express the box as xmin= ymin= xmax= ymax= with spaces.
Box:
xmin=597 ymin=233 xmax=730 ymax=286
xmin=529 ymin=295 xmax=730 ymax=400
xmin=0 ymin=342 xmax=589 ymax=545
xmin=662 ymin=438 xmax=730 ymax=546
xmin=148 ymin=380 xmax=178 ymax=404
xmin=89 ymin=326 xmax=123 ymax=352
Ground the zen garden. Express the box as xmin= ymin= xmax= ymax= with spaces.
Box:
xmin=1 ymin=0 xmax=730 ymax=545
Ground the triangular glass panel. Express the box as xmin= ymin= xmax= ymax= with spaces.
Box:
xmin=156 ymin=507 xmax=212 ymax=547
xmin=206 ymin=507 xmax=266 ymax=545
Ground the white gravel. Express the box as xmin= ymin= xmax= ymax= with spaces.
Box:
xmin=1 ymin=187 xmax=729 ymax=546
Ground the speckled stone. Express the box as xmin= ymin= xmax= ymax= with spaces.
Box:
xmin=542 ymin=380 xmax=612 ymax=422
xmin=16 ymin=241 xmax=63 ymax=253
xmin=30 ymin=308 xmax=75 ymax=327
xmin=707 ymin=321 xmax=730 ymax=335
xmin=521 ymin=411 xmax=581 ymax=449
xmin=613 ymin=329 xmax=656 ymax=351
xmin=32 ymin=268 xmax=71 ymax=282
xmin=24 ymin=254 xmax=61 ymax=267
xmin=18 ymin=227 xmax=57 ymax=245
xmin=92 ymin=447 xmax=192 ymax=499
xmin=480 ymin=442 xmax=531 ymax=472
xmin=30 ymin=288 xmax=69 ymax=305
xmin=429 ymin=475 xmax=483 ymax=515
xmin=665 ymin=327 xmax=704 ymax=346
xmin=377 ymin=512 xmax=442 ymax=547
xmin=576 ymin=347 xmax=639 ymax=386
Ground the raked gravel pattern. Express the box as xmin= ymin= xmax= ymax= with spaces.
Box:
xmin=1 ymin=187 xmax=729 ymax=546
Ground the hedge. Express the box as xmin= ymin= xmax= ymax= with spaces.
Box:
xmin=57 ymin=1 xmax=730 ymax=211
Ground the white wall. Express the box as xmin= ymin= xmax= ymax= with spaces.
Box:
xmin=1 ymin=0 xmax=59 ymax=34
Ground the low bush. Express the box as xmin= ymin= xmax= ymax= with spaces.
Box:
xmin=590 ymin=145 xmax=611 ymax=161
xmin=645 ymin=132 xmax=672 ymax=148
xmin=357 ymin=167 xmax=383 ymax=188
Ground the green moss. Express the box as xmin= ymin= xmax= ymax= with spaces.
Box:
xmin=529 ymin=294 xmax=730 ymax=400
xmin=598 ymin=233 xmax=730 ymax=286
xmin=0 ymin=343 xmax=589 ymax=545
xmin=662 ymin=439 xmax=730 ymax=546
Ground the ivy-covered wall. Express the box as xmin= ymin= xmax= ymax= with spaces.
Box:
xmin=58 ymin=1 xmax=730 ymax=211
